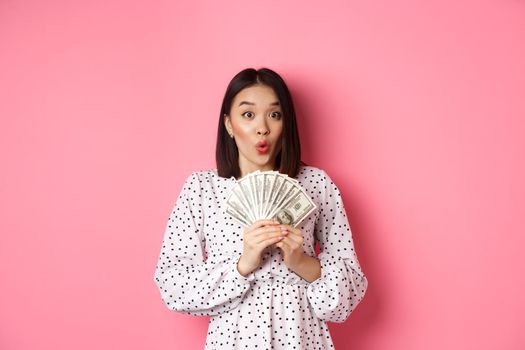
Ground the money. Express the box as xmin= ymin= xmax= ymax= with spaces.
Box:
xmin=225 ymin=170 xmax=317 ymax=227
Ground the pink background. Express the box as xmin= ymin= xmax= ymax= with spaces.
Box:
xmin=1 ymin=0 xmax=524 ymax=349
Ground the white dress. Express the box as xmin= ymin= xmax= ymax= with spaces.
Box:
xmin=153 ymin=165 xmax=368 ymax=349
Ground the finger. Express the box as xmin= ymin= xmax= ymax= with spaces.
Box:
xmin=278 ymin=225 xmax=302 ymax=243
xmin=280 ymin=225 xmax=301 ymax=236
xmin=254 ymin=233 xmax=283 ymax=246
xmin=252 ymin=225 xmax=283 ymax=237
xmin=275 ymin=239 xmax=290 ymax=252
xmin=254 ymin=227 xmax=287 ymax=244
xmin=281 ymin=231 xmax=302 ymax=246
xmin=245 ymin=226 xmax=280 ymax=240
xmin=245 ymin=220 xmax=280 ymax=233
xmin=280 ymin=234 xmax=304 ymax=251
xmin=261 ymin=235 xmax=285 ymax=248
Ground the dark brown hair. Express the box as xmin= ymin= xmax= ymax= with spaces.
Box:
xmin=216 ymin=67 xmax=303 ymax=179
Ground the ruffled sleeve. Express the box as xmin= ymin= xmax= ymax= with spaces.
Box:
xmin=153 ymin=172 xmax=255 ymax=317
xmin=306 ymin=170 xmax=368 ymax=323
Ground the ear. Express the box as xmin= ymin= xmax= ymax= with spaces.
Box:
xmin=224 ymin=113 xmax=232 ymax=133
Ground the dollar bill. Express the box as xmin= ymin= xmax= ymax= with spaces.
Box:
xmin=225 ymin=170 xmax=317 ymax=227
xmin=271 ymin=187 xmax=316 ymax=227
xmin=225 ymin=202 xmax=250 ymax=226
xmin=261 ymin=171 xmax=276 ymax=218
xmin=226 ymin=187 xmax=255 ymax=223
xmin=267 ymin=176 xmax=298 ymax=218
xmin=264 ymin=172 xmax=284 ymax=218
xmin=252 ymin=173 xmax=263 ymax=219
xmin=238 ymin=175 xmax=256 ymax=220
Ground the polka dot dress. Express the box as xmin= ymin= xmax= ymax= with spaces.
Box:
xmin=153 ymin=165 xmax=368 ymax=349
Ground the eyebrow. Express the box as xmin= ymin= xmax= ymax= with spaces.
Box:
xmin=238 ymin=101 xmax=280 ymax=107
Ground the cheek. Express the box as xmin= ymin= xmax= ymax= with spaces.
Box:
xmin=274 ymin=124 xmax=284 ymax=140
xmin=233 ymin=125 xmax=251 ymax=141
xmin=270 ymin=120 xmax=284 ymax=133
xmin=232 ymin=125 xmax=254 ymax=149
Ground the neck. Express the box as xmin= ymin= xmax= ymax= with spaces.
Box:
xmin=238 ymin=160 xmax=276 ymax=178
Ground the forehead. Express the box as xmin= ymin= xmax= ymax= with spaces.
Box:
xmin=232 ymin=84 xmax=279 ymax=107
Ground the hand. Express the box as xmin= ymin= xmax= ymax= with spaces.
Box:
xmin=273 ymin=224 xmax=306 ymax=271
xmin=237 ymin=220 xmax=285 ymax=276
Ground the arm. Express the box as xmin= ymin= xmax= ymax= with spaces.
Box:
xmin=305 ymin=170 xmax=368 ymax=323
xmin=290 ymin=253 xmax=322 ymax=283
xmin=153 ymin=172 xmax=255 ymax=317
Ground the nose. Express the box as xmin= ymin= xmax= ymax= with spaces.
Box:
xmin=257 ymin=128 xmax=269 ymax=136
xmin=256 ymin=119 xmax=270 ymax=136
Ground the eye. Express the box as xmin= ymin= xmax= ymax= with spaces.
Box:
xmin=269 ymin=111 xmax=282 ymax=119
xmin=242 ymin=111 xmax=254 ymax=118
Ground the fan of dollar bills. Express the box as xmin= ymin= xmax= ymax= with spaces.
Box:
xmin=225 ymin=170 xmax=317 ymax=227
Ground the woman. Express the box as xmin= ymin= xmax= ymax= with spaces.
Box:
xmin=153 ymin=67 xmax=368 ymax=349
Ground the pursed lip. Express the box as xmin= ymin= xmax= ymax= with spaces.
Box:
xmin=255 ymin=140 xmax=268 ymax=148
xmin=255 ymin=140 xmax=270 ymax=153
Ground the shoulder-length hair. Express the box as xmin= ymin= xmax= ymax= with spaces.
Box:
xmin=216 ymin=67 xmax=303 ymax=179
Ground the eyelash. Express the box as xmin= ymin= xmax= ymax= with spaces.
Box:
xmin=242 ymin=111 xmax=282 ymax=119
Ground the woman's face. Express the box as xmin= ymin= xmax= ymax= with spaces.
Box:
xmin=224 ymin=84 xmax=284 ymax=176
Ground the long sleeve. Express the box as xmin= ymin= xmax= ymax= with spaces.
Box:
xmin=306 ymin=170 xmax=368 ymax=323
xmin=153 ymin=172 xmax=255 ymax=317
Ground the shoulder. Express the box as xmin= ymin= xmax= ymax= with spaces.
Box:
xmin=181 ymin=168 xmax=230 ymax=188
xmin=182 ymin=168 xmax=216 ymax=184
xmin=294 ymin=165 xmax=333 ymax=200
xmin=188 ymin=168 xmax=216 ymax=179
xmin=296 ymin=164 xmax=330 ymax=182
xmin=296 ymin=164 xmax=343 ymax=195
